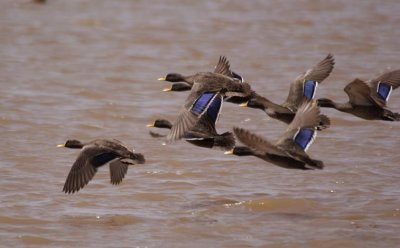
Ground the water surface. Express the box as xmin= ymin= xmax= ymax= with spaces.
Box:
xmin=1 ymin=0 xmax=399 ymax=247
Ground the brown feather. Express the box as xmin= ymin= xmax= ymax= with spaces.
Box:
xmin=283 ymin=54 xmax=335 ymax=110
xmin=344 ymin=78 xmax=374 ymax=106
xmin=213 ymin=56 xmax=234 ymax=78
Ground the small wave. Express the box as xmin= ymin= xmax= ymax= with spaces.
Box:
xmin=62 ymin=214 xmax=143 ymax=227
xmin=105 ymin=215 xmax=144 ymax=226
xmin=0 ymin=215 xmax=49 ymax=225
xmin=224 ymin=198 xmax=319 ymax=212
xmin=133 ymin=192 xmax=179 ymax=201
xmin=18 ymin=235 xmax=54 ymax=245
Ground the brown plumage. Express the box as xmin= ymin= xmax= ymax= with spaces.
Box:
xmin=226 ymin=101 xmax=326 ymax=170
xmin=158 ymin=56 xmax=244 ymax=92
xmin=166 ymin=74 xmax=252 ymax=143
xmin=242 ymin=54 xmax=334 ymax=128
xmin=57 ymin=139 xmax=145 ymax=194
xmin=317 ymin=69 xmax=400 ymax=121
xmin=147 ymin=118 xmax=235 ymax=151
xmin=283 ymin=53 xmax=335 ymax=111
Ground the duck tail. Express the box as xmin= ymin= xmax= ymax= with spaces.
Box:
xmin=394 ymin=113 xmax=400 ymax=121
xmin=214 ymin=132 xmax=235 ymax=151
xmin=382 ymin=110 xmax=400 ymax=121
xmin=131 ymin=153 xmax=145 ymax=164
xmin=307 ymin=159 xmax=324 ymax=170
xmin=317 ymin=114 xmax=331 ymax=130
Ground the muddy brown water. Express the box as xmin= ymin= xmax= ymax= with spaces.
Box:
xmin=1 ymin=0 xmax=399 ymax=247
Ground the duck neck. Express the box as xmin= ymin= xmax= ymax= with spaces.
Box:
xmin=317 ymin=98 xmax=339 ymax=109
xmin=317 ymin=98 xmax=353 ymax=112
xmin=247 ymin=93 xmax=270 ymax=111
xmin=182 ymin=75 xmax=195 ymax=85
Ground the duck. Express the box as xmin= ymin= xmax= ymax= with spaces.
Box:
xmin=166 ymin=74 xmax=252 ymax=142
xmin=159 ymin=56 xmax=244 ymax=92
xmin=240 ymin=54 xmax=334 ymax=128
xmin=147 ymin=119 xmax=173 ymax=130
xmin=317 ymin=70 xmax=400 ymax=121
xmin=147 ymin=119 xmax=173 ymax=138
xmin=57 ymin=139 xmax=145 ymax=194
xmin=148 ymin=118 xmax=235 ymax=150
xmin=225 ymin=101 xmax=325 ymax=170
xmin=147 ymin=118 xmax=234 ymax=150
xmin=153 ymin=90 xmax=236 ymax=149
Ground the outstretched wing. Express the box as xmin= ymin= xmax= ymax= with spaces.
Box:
xmin=276 ymin=101 xmax=322 ymax=152
xmin=367 ymin=70 xmax=400 ymax=107
xmin=283 ymin=54 xmax=335 ymax=110
xmin=287 ymin=101 xmax=322 ymax=131
xmin=63 ymin=146 xmax=117 ymax=194
xmin=166 ymin=110 xmax=198 ymax=143
xmin=185 ymin=104 xmax=222 ymax=139
xmin=167 ymin=92 xmax=223 ymax=142
xmin=109 ymin=159 xmax=130 ymax=185
xmin=344 ymin=78 xmax=374 ymax=106
xmin=213 ymin=56 xmax=244 ymax=82
xmin=214 ymin=56 xmax=234 ymax=78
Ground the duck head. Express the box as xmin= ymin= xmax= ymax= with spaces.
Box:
xmin=224 ymin=146 xmax=254 ymax=156
xmin=57 ymin=139 xmax=84 ymax=149
xmin=158 ymin=73 xmax=185 ymax=82
xmin=147 ymin=119 xmax=172 ymax=129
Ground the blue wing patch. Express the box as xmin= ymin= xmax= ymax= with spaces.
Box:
xmin=377 ymin=81 xmax=392 ymax=102
xmin=191 ymin=92 xmax=216 ymax=116
xmin=303 ymin=80 xmax=318 ymax=100
xmin=206 ymin=94 xmax=222 ymax=123
xmin=92 ymin=153 xmax=117 ymax=168
xmin=191 ymin=92 xmax=223 ymax=123
xmin=294 ymin=128 xmax=316 ymax=151
xmin=232 ymin=71 xmax=244 ymax=82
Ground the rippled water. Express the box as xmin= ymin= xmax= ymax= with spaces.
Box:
xmin=1 ymin=0 xmax=399 ymax=247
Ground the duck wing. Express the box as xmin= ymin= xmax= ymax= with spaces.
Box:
xmin=276 ymin=101 xmax=321 ymax=152
xmin=274 ymin=101 xmax=324 ymax=169
xmin=344 ymin=78 xmax=375 ymax=106
xmin=213 ymin=56 xmax=245 ymax=82
xmin=214 ymin=56 xmax=234 ymax=78
xmin=186 ymin=114 xmax=219 ymax=137
xmin=63 ymin=145 xmax=118 ymax=194
xmin=109 ymin=159 xmax=130 ymax=185
xmin=233 ymin=127 xmax=285 ymax=156
xmin=167 ymin=91 xmax=223 ymax=142
xmin=367 ymin=69 xmax=400 ymax=107
xmin=283 ymin=54 xmax=335 ymax=110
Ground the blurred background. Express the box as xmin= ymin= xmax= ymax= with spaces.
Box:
xmin=0 ymin=0 xmax=399 ymax=247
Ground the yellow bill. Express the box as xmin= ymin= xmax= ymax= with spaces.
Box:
xmin=162 ymin=87 xmax=172 ymax=92
xmin=224 ymin=150 xmax=234 ymax=155
xmin=239 ymin=102 xmax=248 ymax=107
